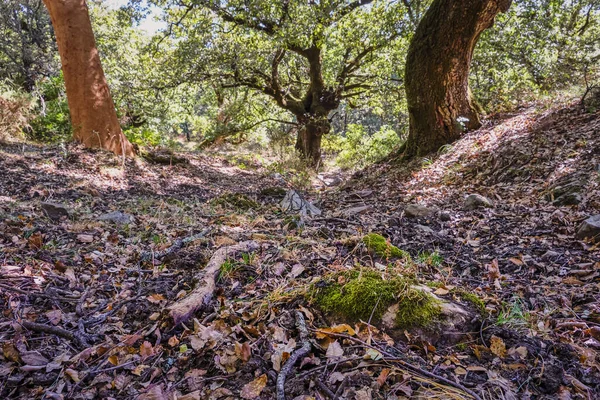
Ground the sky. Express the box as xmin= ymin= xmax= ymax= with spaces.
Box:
xmin=104 ymin=0 xmax=166 ymax=34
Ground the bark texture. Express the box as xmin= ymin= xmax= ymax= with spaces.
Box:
xmin=294 ymin=114 xmax=330 ymax=167
xmin=287 ymin=46 xmax=338 ymax=166
xmin=404 ymin=0 xmax=512 ymax=157
xmin=42 ymin=0 xmax=134 ymax=156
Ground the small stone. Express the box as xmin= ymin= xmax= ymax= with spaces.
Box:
xmin=576 ymin=214 xmax=600 ymax=242
xmin=414 ymin=224 xmax=434 ymax=234
xmin=77 ymin=234 xmax=94 ymax=243
xmin=98 ymin=211 xmax=135 ymax=224
xmin=439 ymin=211 xmax=452 ymax=221
xmin=464 ymin=194 xmax=493 ymax=210
xmin=41 ymin=202 xmax=70 ymax=221
xmin=404 ymin=204 xmax=434 ymax=218
xmin=541 ymin=251 xmax=560 ymax=260
xmin=342 ymin=205 xmax=371 ymax=216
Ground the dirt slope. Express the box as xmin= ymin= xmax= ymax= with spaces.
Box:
xmin=0 ymin=101 xmax=598 ymax=399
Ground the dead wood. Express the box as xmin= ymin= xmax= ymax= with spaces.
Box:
xmin=277 ymin=311 xmax=312 ymax=400
xmin=167 ymin=241 xmax=259 ymax=326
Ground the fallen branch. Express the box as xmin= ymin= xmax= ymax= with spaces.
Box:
xmin=20 ymin=320 xmax=98 ymax=349
xmin=315 ymin=379 xmax=337 ymax=399
xmin=167 ymin=241 xmax=259 ymax=325
xmin=277 ymin=311 xmax=312 ymax=400
xmin=140 ymin=229 xmax=211 ymax=262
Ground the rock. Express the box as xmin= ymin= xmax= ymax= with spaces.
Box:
xmin=404 ymin=204 xmax=434 ymax=218
xmin=541 ymin=250 xmax=560 ymax=260
xmin=98 ymin=211 xmax=135 ymax=224
xmin=381 ymin=285 xmax=478 ymax=346
xmin=341 ymin=205 xmax=371 ymax=216
xmin=414 ymin=224 xmax=434 ymax=234
xmin=464 ymin=194 xmax=493 ymax=210
xmin=439 ymin=211 xmax=452 ymax=221
xmin=280 ymin=190 xmax=321 ymax=217
xmin=41 ymin=202 xmax=70 ymax=221
xmin=552 ymin=192 xmax=582 ymax=206
xmin=576 ymin=215 xmax=600 ymax=242
xmin=546 ymin=176 xmax=586 ymax=206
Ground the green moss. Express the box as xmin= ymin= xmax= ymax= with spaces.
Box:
xmin=311 ymin=269 xmax=440 ymax=328
xmin=458 ymin=290 xmax=486 ymax=315
xmin=214 ymin=193 xmax=259 ymax=210
xmin=395 ymin=290 xmax=441 ymax=329
xmin=363 ymin=233 xmax=411 ymax=260
xmin=425 ymin=281 xmax=444 ymax=289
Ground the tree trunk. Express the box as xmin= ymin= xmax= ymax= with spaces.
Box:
xmin=404 ymin=0 xmax=512 ymax=157
xmin=42 ymin=0 xmax=134 ymax=156
xmin=295 ymin=115 xmax=330 ymax=167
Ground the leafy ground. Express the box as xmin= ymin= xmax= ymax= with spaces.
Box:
xmin=1 ymin=100 xmax=599 ymax=400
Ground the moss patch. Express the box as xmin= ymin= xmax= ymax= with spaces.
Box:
xmin=363 ymin=233 xmax=410 ymax=260
xmin=458 ymin=290 xmax=486 ymax=315
xmin=214 ymin=193 xmax=259 ymax=210
xmin=311 ymin=270 xmax=440 ymax=328
xmin=395 ymin=290 xmax=442 ymax=329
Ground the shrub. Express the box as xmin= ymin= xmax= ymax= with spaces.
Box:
xmin=0 ymin=81 xmax=34 ymax=141
xmin=324 ymin=124 xmax=402 ymax=170
xmin=27 ymin=76 xmax=71 ymax=142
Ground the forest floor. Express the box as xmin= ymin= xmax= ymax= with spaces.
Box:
xmin=0 ymin=99 xmax=599 ymax=400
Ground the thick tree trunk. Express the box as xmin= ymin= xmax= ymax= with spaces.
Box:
xmin=404 ymin=0 xmax=512 ymax=157
xmin=42 ymin=0 xmax=134 ymax=156
xmin=295 ymin=115 xmax=330 ymax=167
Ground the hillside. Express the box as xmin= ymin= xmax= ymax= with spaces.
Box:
xmin=1 ymin=100 xmax=599 ymax=399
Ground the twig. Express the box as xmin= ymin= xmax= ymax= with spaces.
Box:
xmin=93 ymin=360 xmax=137 ymax=374
xmin=20 ymin=320 xmax=99 ymax=349
xmin=334 ymin=376 xmax=349 ymax=397
xmin=140 ymin=229 xmax=211 ymax=262
xmin=277 ymin=311 xmax=312 ymax=400
xmin=0 ymin=283 xmax=79 ymax=302
xmin=76 ymin=288 xmax=91 ymax=316
xmin=315 ymin=378 xmax=337 ymax=399
xmin=21 ymin=321 xmax=75 ymax=341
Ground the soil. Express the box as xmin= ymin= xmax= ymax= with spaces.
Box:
xmin=0 ymin=101 xmax=599 ymax=399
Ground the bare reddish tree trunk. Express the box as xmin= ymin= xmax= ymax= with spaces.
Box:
xmin=42 ymin=0 xmax=134 ymax=156
xmin=404 ymin=0 xmax=512 ymax=157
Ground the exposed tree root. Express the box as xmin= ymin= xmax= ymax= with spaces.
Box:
xmin=167 ymin=241 xmax=259 ymax=326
